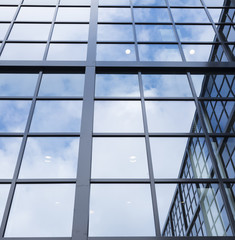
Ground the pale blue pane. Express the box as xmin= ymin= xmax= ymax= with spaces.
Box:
xmin=0 ymin=7 xmax=17 ymax=21
xmin=169 ymin=0 xmax=202 ymax=6
xmin=0 ymin=185 xmax=10 ymax=224
xmin=56 ymin=7 xmax=90 ymax=22
xmin=133 ymin=0 xmax=165 ymax=6
xmin=99 ymin=0 xmax=129 ymax=5
xmin=134 ymin=8 xmax=170 ymax=22
xmin=0 ymin=24 xmax=10 ymax=41
xmin=98 ymin=8 xmax=132 ymax=22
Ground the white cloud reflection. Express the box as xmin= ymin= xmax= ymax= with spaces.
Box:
xmin=0 ymin=185 xmax=10 ymax=223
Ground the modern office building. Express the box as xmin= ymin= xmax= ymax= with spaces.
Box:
xmin=0 ymin=0 xmax=234 ymax=240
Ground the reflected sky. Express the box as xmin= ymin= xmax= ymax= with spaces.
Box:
xmin=0 ymin=137 xmax=22 ymax=178
xmin=133 ymin=0 xmax=166 ymax=6
xmin=208 ymin=9 xmax=223 ymax=22
xmin=0 ymin=184 xmax=10 ymax=224
xmin=0 ymin=23 xmax=9 ymax=41
xmin=0 ymin=74 xmax=38 ymax=96
xmin=91 ymin=137 xmax=149 ymax=178
xmin=30 ymin=101 xmax=82 ymax=132
xmin=56 ymin=7 xmax=90 ymax=22
xmin=60 ymin=0 xmax=91 ymax=5
xmin=19 ymin=137 xmax=79 ymax=179
xmin=191 ymin=75 xmax=204 ymax=96
xmin=23 ymin=0 xmax=57 ymax=4
xmin=0 ymin=101 xmax=31 ymax=132
xmin=99 ymin=0 xmax=129 ymax=5
xmin=0 ymin=0 xmax=20 ymax=4
xmin=5 ymin=184 xmax=75 ymax=237
xmin=89 ymin=184 xmax=155 ymax=236
xmin=98 ymin=8 xmax=132 ymax=22
xmin=145 ymin=101 xmax=196 ymax=132
xmin=169 ymin=0 xmax=202 ymax=6
xmin=134 ymin=8 xmax=170 ymax=22
xmin=150 ymin=138 xmax=188 ymax=178
xmin=142 ymin=74 xmax=192 ymax=97
xmin=39 ymin=74 xmax=84 ymax=96
xmin=0 ymin=7 xmax=17 ymax=21
xmin=95 ymin=74 xmax=140 ymax=97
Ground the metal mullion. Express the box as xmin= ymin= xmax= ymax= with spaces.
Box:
xmin=92 ymin=133 xmax=205 ymax=137
xmin=0 ymin=0 xmax=24 ymax=56
xmin=16 ymin=179 xmax=76 ymax=183
xmin=137 ymin=72 xmax=161 ymax=236
xmin=0 ymin=71 xmax=43 ymax=238
xmin=165 ymin=0 xmax=187 ymax=62
xmin=42 ymin=0 xmax=60 ymax=61
xmin=187 ymin=72 xmax=235 ymax=235
xmin=201 ymin=0 xmax=235 ymax=61
xmin=87 ymin=237 xmax=235 ymax=240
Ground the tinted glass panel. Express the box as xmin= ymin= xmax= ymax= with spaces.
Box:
xmin=133 ymin=0 xmax=165 ymax=6
xmin=134 ymin=8 xmax=170 ymax=22
xmin=0 ymin=7 xmax=17 ymax=21
xmin=60 ymin=0 xmax=91 ymax=5
xmin=0 ymin=24 xmax=9 ymax=41
xmin=56 ymin=7 xmax=90 ymax=22
xmin=23 ymin=0 xmax=57 ymax=4
xmin=0 ymin=185 xmax=10 ymax=224
xmin=98 ymin=8 xmax=132 ymax=22
xmin=99 ymin=0 xmax=129 ymax=5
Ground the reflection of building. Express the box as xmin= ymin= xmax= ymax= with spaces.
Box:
xmin=0 ymin=0 xmax=234 ymax=240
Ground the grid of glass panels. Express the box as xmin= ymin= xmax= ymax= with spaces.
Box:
xmin=0 ymin=0 xmax=234 ymax=239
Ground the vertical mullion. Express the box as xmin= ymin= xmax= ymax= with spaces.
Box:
xmin=0 ymin=71 xmax=43 ymax=238
xmin=138 ymin=72 xmax=161 ymax=236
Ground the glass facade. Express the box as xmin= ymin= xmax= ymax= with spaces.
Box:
xmin=0 ymin=0 xmax=234 ymax=240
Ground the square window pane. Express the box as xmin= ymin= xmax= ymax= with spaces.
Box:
xmin=98 ymin=24 xmax=134 ymax=41
xmin=23 ymin=0 xmax=58 ymax=4
xmin=171 ymin=9 xmax=210 ymax=23
xmin=133 ymin=0 xmax=165 ymax=6
xmin=142 ymin=74 xmax=192 ymax=97
xmin=89 ymin=184 xmax=155 ymax=236
xmin=0 ymin=138 xmax=22 ymax=178
xmin=0 ymin=7 xmax=17 ymax=21
xmin=39 ymin=74 xmax=84 ymax=96
xmin=136 ymin=25 xmax=176 ymax=42
xmin=176 ymin=25 xmax=216 ymax=42
xmin=5 ymin=184 xmax=75 ymax=237
xmin=99 ymin=0 xmax=129 ymax=5
xmin=0 ymin=74 xmax=38 ymax=96
xmin=52 ymin=24 xmax=89 ymax=41
xmin=47 ymin=44 xmax=87 ymax=61
xmin=134 ymin=8 xmax=170 ymax=22
xmin=0 ymin=100 xmax=31 ymax=132
xmin=8 ymin=24 xmax=51 ymax=41
xmin=0 ymin=185 xmax=10 ymax=224
xmin=93 ymin=101 xmax=144 ymax=132
xmin=60 ymin=0 xmax=91 ymax=5
xmin=56 ymin=7 xmax=90 ymax=22
xmin=97 ymin=44 xmax=136 ymax=61
xmin=19 ymin=137 xmax=80 ymax=178
xmin=98 ymin=8 xmax=132 ymax=22
xmin=95 ymin=74 xmax=140 ymax=97
xmin=30 ymin=100 xmax=82 ymax=132
xmin=145 ymin=101 xmax=196 ymax=132
xmin=16 ymin=7 xmax=55 ymax=21
xmin=138 ymin=44 xmax=182 ymax=61
xmin=91 ymin=138 xmax=149 ymax=178
xmin=0 ymin=24 xmax=9 ymax=41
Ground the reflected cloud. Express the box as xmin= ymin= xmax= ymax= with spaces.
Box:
xmin=134 ymin=8 xmax=170 ymax=22
xmin=0 ymin=184 xmax=10 ymax=223
xmin=98 ymin=8 xmax=132 ymax=22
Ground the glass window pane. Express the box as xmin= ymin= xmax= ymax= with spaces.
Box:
xmin=145 ymin=101 xmax=196 ymax=132
xmin=16 ymin=7 xmax=55 ymax=21
xmin=0 ymin=100 xmax=31 ymax=132
xmin=0 ymin=74 xmax=38 ymax=96
xmin=23 ymin=0 xmax=57 ymax=4
xmin=0 ymin=0 xmax=20 ymax=4
xmin=47 ymin=44 xmax=87 ymax=61
xmin=39 ymin=74 xmax=84 ymax=96
xmin=204 ymin=0 xmax=225 ymax=6
xmin=97 ymin=44 xmax=136 ymax=61
xmin=99 ymin=0 xmax=129 ymax=5
xmin=95 ymin=74 xmax=140 ymax=97
xmin=51 ymin=24 xmax=89 ymax=41
xmin=133 ymin=0 xmax=165 ymax=6
xmin=60 ymin=0 xmax=91 ymax=5
xmin=134 ymin=8 xmax=170 ymax=22
xmin=136 ymin=25 xmax=175 ymax=42
xmin=176 ymin=25 xmax=216 ymax=42
xmin=0 ymin=24 xmax=9 ymax=41
xmin=30 ymin=100 xmax=82 ymax=132
xmin=91 ymin=138 xmax=149 ymax=178
xmin=8 ymin=24 xmax=51 ymax=41
xmin=1 ymin=43 xmax=46 ymax=60
xmin=169 ymin=0 xmax=202 ymax=6
xmin=171 ymin=9 xmax=210 ymax=23
xmin=19 ymin=137 xmax=80 ymax=178
xmin=0 ymin=185 xmax=10 ymax=224
xmin=5 ymin=184 xmax=75 ymax=237
xmin=0 ymin=138 xmax=22 ymax=178
xmin=138 ymin=44 xmax=182 ymax=61
xmin=191 ymin=75 xmax=204 ymax=97
xmin=208 ymin=9 xmax=223 ymax=22
xmin=142 ymin=74 xmax=192 ymax=97
xmin=98 ymin=8 xmax=132 ymax=22
xmin=56 ymin=7 xmax=90 ymax=22
xmin=93 ymin=101 xmax=144 ymax=132
xmin=89 ymin=184 xmax=155 ymax=236
xmin=97 ymin=24 xmax=134 ymax=41
xmin=0 ymin=7 xmax=17 ymax=21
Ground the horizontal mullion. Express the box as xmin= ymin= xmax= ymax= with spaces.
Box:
xmin=16 ymin=179 xmax=77 ymax=183
xmin=198 ymin=97 xmax=235 ymax=101
xmin=92 ymin=133 xmax=205 ymax=137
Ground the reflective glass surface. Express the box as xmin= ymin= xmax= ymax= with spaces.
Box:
xmin=23 ymin=0 xmax=58 ymax=4
xmin=0 ymin=185 xmax=10 ymax=224
xmin=191 ymin=75 xmax=204 ymax=97
xmin=5 ymin=184 xmax=75 ymax=237
xmin=47 ymin=44 xmax=87 ymax=61
xmin=204 ymin=0 xmax=225 ymax=6
xmin=0 ymin=137 xmax=22 ymax=178
xmin=19 ymin=137 xmax=80 ymax=178
xmin=8 ymin=24 xmax=51 ymax=41
xmin=60 ymin=0 xmax=91 ymax=5
xmin=39 ymin=74 xmax=84 ymax=96
xmin=145 ymin=101 xmax=196 ymax=132
xmin=99 ymin=0 xmax=129 ymax=5
xmin=208 ymin=9 xmax=223 ymax=23
xmin=169 ymin=0 xmax=202 ymax=6
xmin=56 ymin=7 xmax=90 ymax=22
xmin=52 ymin=24 xmax=89 ymax=41
xmin=93 ymin=101 xmax=144 ymax=132
xmin=0 ymin=24 xmax=9 ymax=41
xmin=95 ymin=74 xmax=139 ymax=97
xmin=0 ymin=7 xmax=17 ymax=21
xmin=89 ymin=184 xmax=155 ymax=236
xmin=91 ymin=138 xmax=148 ymax=178
xmin=30 ymin=101 xmax=83 ymax=132
xmin=133 ymin=0 xmax=165 ymax=6
xmin=0 ymin=101 xmax=31 ymax=132
xmin=98 ymin=8 xmax=132 ymax=22
xmin=138 ymin=44 xmax=182 ymax=61
xmin=225 ymin=183 xmax=235 ymax=219
xmin=134 ymin=8 xmax=170 ymax=22
xmin=0 ymin=74 xmax=38 ymax=96
xmin=142 ymin=74 xmax=192 ymax=97
xmin=0 ymin=0 xmax=20 ymax=4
